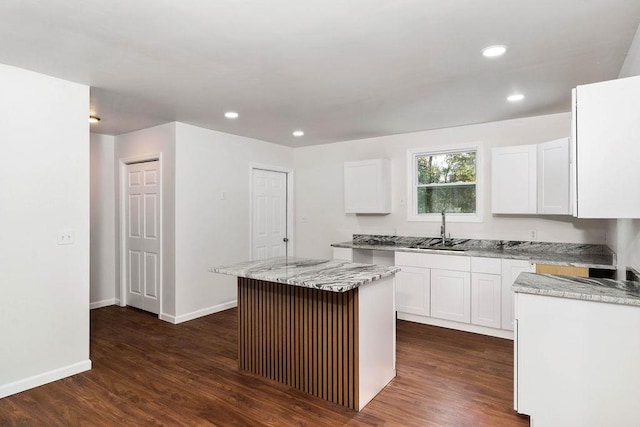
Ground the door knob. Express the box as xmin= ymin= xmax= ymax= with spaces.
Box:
xmin=283 ymin=237 xmax=289 ymax=242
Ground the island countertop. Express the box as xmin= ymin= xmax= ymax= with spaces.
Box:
xmin=210 ymin=256 xmax=400 ymax=293
xmin=513 ymin=272 xmax=640 ymax=307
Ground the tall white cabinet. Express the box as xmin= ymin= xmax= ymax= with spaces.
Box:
xmin=572 ymin=75 xmax=640 ymax=218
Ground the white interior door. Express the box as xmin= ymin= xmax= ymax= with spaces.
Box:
xmin=252 ymin=169 xmax=288 ymax=260
xmin=125 ymin=161 xmax=161 ymax=314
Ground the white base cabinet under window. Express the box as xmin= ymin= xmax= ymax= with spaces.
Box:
xmin=395 ymin=266 xmax=430 ymax=316
xmin=430 ymin=269 xmax=471 ymax=323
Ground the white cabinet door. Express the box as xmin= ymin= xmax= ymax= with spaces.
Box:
xmin=471 ymin=273 xmax=501 ymax=328
xmin=574 ymin=75 xmax=640 ymax=218
xmin=491 ymin=145 xmax=537 ymax=214
xmin=501 ymin=259 xmax=534 ymax=330
xmin=537 ymin=137 xmax=570 ymax=215
xmin=344 ymin=159 xmax=391 ymax=214
xmin=430 ymin=269 xmax=470 ymax=323
xmin=395 ymin=266 xmax=430 ymax=316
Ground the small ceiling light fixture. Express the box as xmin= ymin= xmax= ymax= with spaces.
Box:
xmin=507 ymin=93 xmax=525 ymax=102
xmin=224 ymin=111 xmax=239 ymax=119
xmin=292 ymin=130 xmax=304 ymax=137
xmin=482 ymin=45 xmax=507 ymax=58
xmin=89 ymin=115 xmax=101 ymax=123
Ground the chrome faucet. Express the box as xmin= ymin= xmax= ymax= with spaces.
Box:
xmin=440 ymin=210 xmax=447 ymax=246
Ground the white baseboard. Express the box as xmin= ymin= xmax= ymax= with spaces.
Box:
xmin=90 ymin=298 xmax=120 ymax=309
xmin=397 ymin=312 xmax=514 ymax=340
xmin=0 ymin=359 xmax=92 ymax=399
xmin=159 ymin=300 xmax=237 ymax=324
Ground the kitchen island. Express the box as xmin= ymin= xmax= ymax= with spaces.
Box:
xmin=211 ymin=257 xmax=399 ymax=411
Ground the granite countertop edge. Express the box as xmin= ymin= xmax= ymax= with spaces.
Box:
xmin=332 ymin=240 xmax=615 ymax=270
xmin=211 ymin=257 xmax=400 ymax=293
xmin=513 ymin=272 xmax=640 ymax=307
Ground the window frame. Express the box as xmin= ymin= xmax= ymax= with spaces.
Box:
xmin=406 ymin=142 xmax=483 ymax=223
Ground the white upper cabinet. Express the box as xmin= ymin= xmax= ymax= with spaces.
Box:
xmin=573 ymin=75 xmax=640 ymax=218
xmin=344 ymin=159 xmax=391 ymax=214
xmin=537 ymin=137 xmax=570 ymax=215
xmin=492 ymin=138 xmax=571 ymax=215
xmin=491 ymin=145 xmax=537 ymax=214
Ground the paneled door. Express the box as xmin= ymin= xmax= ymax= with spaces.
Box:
xmin=252 ymin=169 xmax=288 ymax=260
xmin=125 ymin=161 xmax=160 ymax=314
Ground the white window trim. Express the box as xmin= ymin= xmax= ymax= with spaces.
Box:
xmin=406 ymin=142 xmax=483 ymax=223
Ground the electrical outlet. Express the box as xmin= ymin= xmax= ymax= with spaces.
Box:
xmin=530 ymin=230 xmax=537 ymax=240
xmin=57 ymin=229 xmax=74 ymax=245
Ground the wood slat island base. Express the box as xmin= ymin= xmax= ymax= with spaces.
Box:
xmin=236 ymin=275 xmax=395 ymax=411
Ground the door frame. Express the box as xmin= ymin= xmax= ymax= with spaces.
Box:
xmin=249 ymin=163 xmax=294 ymax=259
xmin=118 ymin=153 xmax=163 ymax=317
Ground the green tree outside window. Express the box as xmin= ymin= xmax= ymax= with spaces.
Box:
xmin=416 ymin=151 xmax=476 ymax=214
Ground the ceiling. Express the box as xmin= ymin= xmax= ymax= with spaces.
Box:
xmin=1 ymin=0 xmax=639 ymax=147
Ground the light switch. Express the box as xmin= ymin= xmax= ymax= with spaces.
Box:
xmin=57 ymin=229 xmax=74 ymax=245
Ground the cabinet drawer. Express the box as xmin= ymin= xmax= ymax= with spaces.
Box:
xmin=471 ymin=257 xmax=501 ymax=274
xmin=395 ymin=251 xmax=470 ymax=271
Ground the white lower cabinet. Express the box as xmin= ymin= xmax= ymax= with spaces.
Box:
xmin=395 ymin=266 xmax=430 ymax=316
xmin=430 ymin=269 xmax=471 ymax=323
xmin=515 ymin=292 xmax=640 ymax=426
xmin=471 ymin=273 xmax=501 ymax=328
xmin=384 ymin=250 xmax=532 ymax=338
xmin=501 ymin=259 xmax=535 ymax=330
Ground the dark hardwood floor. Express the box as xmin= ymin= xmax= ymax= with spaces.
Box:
xmin=0 ymin=306 xmax=529 ymax=426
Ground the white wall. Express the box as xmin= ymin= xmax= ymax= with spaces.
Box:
xmin=174 ymin=123 xmax=294 ymax=322
xmin=0 ymin=64 xmax=91 ymax=397
xmin=294 ymin=112 xmax=611 ymax=259
xmin=90 ymin=133 xmax=116 ymax=308
xmin=619 ymin=22 xmax=640 ymax=78
xmin=114 ymin=123 xmax=177 ymax=317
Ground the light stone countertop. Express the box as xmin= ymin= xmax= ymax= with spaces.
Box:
xmin=513 ymin=272 xmax=640 ymax=307
xmin=332 ymin=234 xmax=616 ymax=270
xmin=210 ymin=256 xmax=400 ymax=293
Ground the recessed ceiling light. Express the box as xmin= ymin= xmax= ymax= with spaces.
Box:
xmin=224 ymin=111 xmax=239 ymax=119
xmin=292 ymin=130 xmax=304 ymax=137
xmin=482 ymin=45 xmax=507 ymax=58
xmin=507 ymin=94 xmax=525 ymax=102
xmin=89 ymin=115 xmax=100 ymax=123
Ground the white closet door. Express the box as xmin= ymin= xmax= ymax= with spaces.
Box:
xmin=252 ymin=169 xmax=288 ymax=260
xmin=125 ymin=161 xmax=160 ymax=314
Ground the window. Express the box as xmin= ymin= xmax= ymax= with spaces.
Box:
xmin=407 ymin=144 xmax=482 ymax=222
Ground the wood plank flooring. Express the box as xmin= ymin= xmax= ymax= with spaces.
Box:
xmin=0 ymin=306 xmax=529 ymax=426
